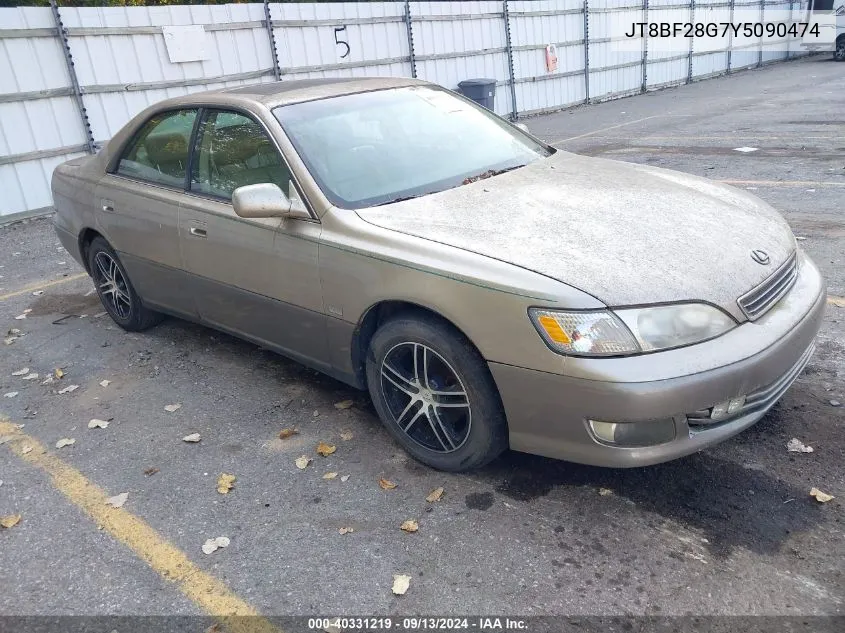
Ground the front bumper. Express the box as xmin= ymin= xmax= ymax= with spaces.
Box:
xmin=490 ymin=253 xmax=826 ymax=467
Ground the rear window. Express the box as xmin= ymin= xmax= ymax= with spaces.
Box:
xmin=117 ymin=109 xmax=198 ymax=188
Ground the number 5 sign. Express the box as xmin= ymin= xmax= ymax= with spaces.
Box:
xmin=334 ymin=26 xmax=350 ymax=59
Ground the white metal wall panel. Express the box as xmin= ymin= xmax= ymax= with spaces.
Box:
xmin=411 ymin=1 xmax=513 ymax=118
xmin=691 ymin=2 xmax=731 ymax=79
xmin=0 ymin=7 xmax=87 ymax=216
xmin=271 ymin=2 xmax=411 ymax=80
xmin=645 ymin=0 xmax=692 ymax=87
xmin=509 ymin=0 xmax=586 ymax=114
xmin=588 ymin=0 xmax=644 ymax=99
xmin=61 ymin=4 xmax=274 ymax=142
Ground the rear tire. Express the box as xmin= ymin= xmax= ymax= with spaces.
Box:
xmin=87 ymin=236 xmax=163 ymax=332
xmin=835 ymin=36 xmax=845 ymax=62
xmin=365 ymin=313 xmax=508 ymax=471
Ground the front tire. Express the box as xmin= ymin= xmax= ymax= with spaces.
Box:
xmin=87 ymin=236 xmax=163 ymax=332
xmin=365 ymin=314 xmax=508 ymax=471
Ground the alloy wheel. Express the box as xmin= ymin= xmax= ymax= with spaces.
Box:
xmin=94 ymin=251 xmax=132 ymax=320
xmin=379 ymin=342 xmax=471 ymax=453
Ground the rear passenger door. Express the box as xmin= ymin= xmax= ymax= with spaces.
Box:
xmin=95 ymin=108 xmax=198 ymax=317
xmin=178 ymin=108 xmax=329 ymax=367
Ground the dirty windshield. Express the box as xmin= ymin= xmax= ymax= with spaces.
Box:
xmin=274 ymin=86 xmax=551 ymax=209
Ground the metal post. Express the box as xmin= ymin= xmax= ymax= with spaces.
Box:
xmin=503 ymin=0 xmax=518 ymax=120
xmin=584 ymin=0 xmax=591 ymax=103
xmin=757 ymin=0 xmax=765 ymax=67
xmin=786 ymin=0 xmax=794 ymax=60
xmin=687 ymin=0 xmax=695 ymax=83
xmin=264 ymin=0 xmax=281 ymax=80
xmin=404 ymin=0 xmax=417 ymax=79
xmin=50 ymin=0 xmax=95 ymax=154
xmin=727 ymin=0 xmax=735 ymax=74
xmin=641 ymin=0 xmax=649 ymax=92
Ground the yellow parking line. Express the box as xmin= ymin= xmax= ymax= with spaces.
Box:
xmin=829 ymin=296 xmax=845 ymax=308
xmin=717 ymin=180 xmax=845 ymax=187
xmin=0 ymin=419 xmax=281 ymax=633
xmin=0 ymin=273 xmax=89 ymax=301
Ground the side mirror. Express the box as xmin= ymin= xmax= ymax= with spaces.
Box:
xmin=515 ymin=123 xmax=530 ymax=133
xmin=232 ymin=182 xmax=309 ymax=220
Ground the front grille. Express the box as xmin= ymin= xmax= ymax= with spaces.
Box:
xmin=737 ymin=251 xmax=798 ymax=320
xmin=687 ymin=342 xmax=815 ymax=428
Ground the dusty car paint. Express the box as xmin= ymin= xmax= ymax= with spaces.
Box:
xmin=52 ymin=77 xmax=825 ymax=468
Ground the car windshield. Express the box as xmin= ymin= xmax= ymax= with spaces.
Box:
xmin=273 ymin=86 xmax=552 ymax=209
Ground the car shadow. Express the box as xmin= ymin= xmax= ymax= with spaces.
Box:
xmin=474 ymin=447 xmax=822 ymax=558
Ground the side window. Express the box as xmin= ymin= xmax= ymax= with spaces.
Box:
xmin=190 ymin=110 xmax=293 ymax=200
xmin=116 ymin=109 xmax=197 ymax=187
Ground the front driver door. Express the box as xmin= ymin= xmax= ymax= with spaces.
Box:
xmin=178 ymin=108 xmax=328 ymax=368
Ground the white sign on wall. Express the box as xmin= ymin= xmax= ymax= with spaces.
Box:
xmin=162 ymin=25 xmax=210 ymax=63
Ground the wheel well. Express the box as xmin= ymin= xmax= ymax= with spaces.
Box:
xmin=77 ymin=228 xmax=103 ymax=273
xmin=350 ymin=301 xmax=477 ymax=390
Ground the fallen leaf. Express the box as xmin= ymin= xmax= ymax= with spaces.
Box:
xmin=316 ymin=442 xmax=336 ymax=457
xmin=3 ymin=392 xmax=18 ymax=398
xmin=378 ymin=478 xmax=397 ymax=490
xmin=14 ymin=314 xmax=27 ymax=320
xmin=182 ymin=433 xmax=201 ymax=443
xmin=312 ymin=410 xmax=320 ymax=418
xmin=392 ymin=574 xmax=411 ymax=596
xmin=55 ymin=438 xmax=75 ymax=448
xmin=11 ymin=368 xmax=29 ymax=376
xmin=340 ymin=475 xmax=350 ymax=482
xmin=334 ymin=400 xmax=354 ymax=410
xmin=425 ymin=487 xmax=444 ymax=503
xmin=32 ymin=290 xmax=44 ymax=296
xmin=144 ymin=467 xmax=159 ymax=476
xmin=338 ymin=527 xmax=354 ymax=535
xmin=400 ymin=519 xmax=419 ymax=533
xmin=831 ymin=400 xmax=842 ymax=407
xmin=598 ymin=488 xmax=614 ymax=496
xmin=57 ymin=385 xmax=78 ymax=394
xmin=164 ymin=403 xmax=181 ymax=413
xmin=810 ymin=488 xmax=834 ymax=503
xmin=217 ymin=473 xmax=236 ymax=494
xmin=21 ymin=446 xmax=32 ymax=455
xmin=105 ymin=492 xmax=128 ymax=508
xmin=54 ymin=368 xmax=64 ymax=379
xmin=99 ymin=379 xmax=111 ymax=387
xmin=786 ymin=438 xmax=813 ymax=453
xmin=88 ymin=419 xmax=109 ymax=429
xmin=339 ymin=429 xmax=354 ymax=441
xmin=295 ymin=455 xmax=311 ymax=470
xmin=278 ymin=428 xmax=299 ymax=439
xmin=0 ymin=514 xmax=22 ymax=529
xmin=202 ymin=536 xmax=230 ymax=555
xmin=41 ymin=375 xmax=54 ymax=385
xmin=322 ymin=472 xmax=338 ymax=480
xmin=205 ymin=623 xmax=223 ymax=633
xmin=22 ymin=373 xmax=38 ymax=381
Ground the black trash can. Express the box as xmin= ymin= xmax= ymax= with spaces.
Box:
xmin=457 ymin=78 xmax=496 ymax=111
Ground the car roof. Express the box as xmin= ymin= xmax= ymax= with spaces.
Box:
xmin=176 ymin=76 xmax=427 ymax=109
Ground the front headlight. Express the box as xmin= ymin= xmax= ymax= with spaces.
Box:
xmin=529 ymin=304 xmax=736 ymax=357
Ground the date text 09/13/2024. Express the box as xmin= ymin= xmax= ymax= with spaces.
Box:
xmin=307 ymin=617 xmax=528 ymax=630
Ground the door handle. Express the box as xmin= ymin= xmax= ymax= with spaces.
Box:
xmin=189 ymin=227 xmax=207 ymax=238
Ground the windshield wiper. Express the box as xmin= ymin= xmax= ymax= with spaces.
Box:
xmin=373 ymin=194 xmax=426 ymax=207
xmin=462 ymin=164 xmax=526 ymax=185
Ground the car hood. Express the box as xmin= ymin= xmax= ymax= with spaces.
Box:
xmin=356 ymin=151 xmax=795 ymax=318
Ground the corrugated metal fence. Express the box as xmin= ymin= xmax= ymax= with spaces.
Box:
xmin=0 ymin=0 xmax=810 ymax=218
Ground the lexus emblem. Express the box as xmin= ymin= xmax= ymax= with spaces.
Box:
xmin=751 ymin=250 xmax=771 ymax=265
